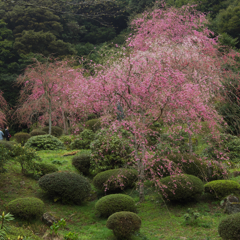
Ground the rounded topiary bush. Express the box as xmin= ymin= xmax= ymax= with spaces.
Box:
xmin=218 ymin=212 xmax=240 ymax=240
xmin=25 ymin=135 xmax=64 ymax=151
xmin=0 ymin=141 xmax=16 ymax=156
xmin=204 ymin=180 xmax=240 ymax=199
xmin=85 ymin=119 xmax=101 ymax=132
xmin=30 ymin=130 xmax=47 ymax=137
xmin=70 ymin=129 xmax=95 ymax=150
xmin=93 ymin=168 xmax=138 ymax=192
xmin=7 ymin=226 xmax=42 ymax=240
xmin=7 ymin=197 xmax=44 ymax=219
xmin=95 ymin=194 xmax=136 ymax=217
xmin=14 ymin=132 xmax=31 ymax=146
xmin=160 ymin=174 xmax=204 ymax=201
xmin=72 ymin=151 xmax=91 ymax=175
xmin=42 ymin=126 xmax=63 ymax=137
xmin=38 ymin=172 xmax=91 ymax=204
xmin=34 ymin=162 xmax=58 ymax=176
xmin=106 ymin=211 xmax=141 ymax=240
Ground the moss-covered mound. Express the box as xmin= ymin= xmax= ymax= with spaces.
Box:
xmin=204 ymin=180 xmax=240 ymax=199
xmin=38 ymin=172 xmax=91 ymax=204
xmin=160 ymin=174 xmax=204 ymax=201
xmin=106 ymin=211 xmax=141 ymax=240
xmin=93 ymin=168 xmax=138 ymax=192
xmin=72 ymin=151 xmax=91 ymax=175
xmin=95 ymin=194 xmax=136 ymax=217
xmin=8 ymin=197 xmax=44 ymax=220
xmin=25 ymin=134 xmax=64 ymax=151
xmin=218 ymin=212 xmax=240 ymax=240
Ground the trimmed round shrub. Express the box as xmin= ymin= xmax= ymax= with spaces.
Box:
xmin=90 ymin=129 xmax=133 ymax=173
xmin=34 ymin=162 xmax=58 ymax=176
xmin=218 ymin=212 xmax=240 ymax=240
xmin=204 ymin=180 xmax=240 ymax=199
xmin=42 ymin=126 xmax=63 ymax=137
xmin=85 ymin=119 xmax=101 ymax=132
xmin=93 ymin=168 xmax=138 ymax=192
xmin=72 ymin=151 xmax=91 ymax=175
xmin=160 ymin=174 xmax=204 ymax=201
xmin=95 ymin=194 xmax=136 ymax=217
xmin=106 ymin=211 xmax=141 ymax=240
xmin=0 ymin=140 xmax=16 ymax=150
xmin=38 ymin=172 xmax=91 ymax=204
xmin=70 ymin=129 xmax=95 ymax=150
xmin=25 ymin=135 xmax=64 ymax=151
xmin=7 ymin=197 xmax=44 ymax=219
xmin=30 ymin=130 xmax=47 ymax=137
xmin=14 ymin=132 xmax=31 ymax=146
xmin=59 ymin=135 xmax=74 ymax=150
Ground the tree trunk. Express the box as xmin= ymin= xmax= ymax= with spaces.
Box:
xmin=48 ymin=99 xmax=52 ymax=135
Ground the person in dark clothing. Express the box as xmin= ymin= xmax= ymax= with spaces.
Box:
xmin=5 ymin=126 xmax=10 ymax=141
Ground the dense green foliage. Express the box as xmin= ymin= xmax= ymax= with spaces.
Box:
xmin=42 ymin=126 xmax=63 ymax=137
xmin=25 ymin=134 xmax=64 ymax=151
xmin=7 ymin=226 xmax=42 ymax=240
xmin=90 ymin=129 xmax=133 ymax=173
xmin=12 ymin=144 xmax=40 ymax=173
xmin=93 ymin=168 xmax=138 ymax=192
xmin=14 ymin=132 xmax=31 ymax=145
xmin=59 ymin=135 xmax=74 ymax=149
xmin=70 ymin=129 xmax=95 ymax=150
xmin=204 ymin=180 xmax=240 ymax=198
xmin=7 ymin=197 xmax=44 ymax=220
xmin=38 ymin=172 xmax=91 ymax=204
xmin=85 ymin=119 xmax=101 ymax=132
xmin=0 ymin=144 xmax=10 ymax=172
xmin=72 ymin=151 xmax=91 ymax=176
xmin=160 ymin=174 xmax=204 ymax=202
xmin=95 ymin=194 xmax=136 ymax=217
xmin=106 ymin=211 xmax=141 ymax=240
xmin=218 ymin=212 xmax=240 ymax=240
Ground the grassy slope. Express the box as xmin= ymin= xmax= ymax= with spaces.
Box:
xmin=0 ymin=149 xmax=238 ymax=239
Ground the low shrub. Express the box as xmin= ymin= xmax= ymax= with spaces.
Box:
xmin=0 ymin=140 xmax=16 ymax=151
xmin=70 ymin=129 xmax=95 ymax=150
xmin=72 ymin=151 xmax=91 ymax=175
xmin=160 ymin=174 xmax=204 ymax=201
xmin=0 ymin=144 xmax=11 ymax=172
xmin=106 ymin=211 xmax=141 ymax=240
xmin=218 ymin=212 xmax=240 ymax=240
xmin=7 ymin=197 xmax=44 ymax=220
xmin=42 ymin=126 xmax=63 ymax=137
xmin=204 ymin=180 xmax=240 ymax=199
xmin=34 ymin=162 xmax=58 ymax=176
xmin=30 ymin=130 xmax=47 ymax=137
xmin=12 ymin=144 xmax=40 ymax=174
xmin=14 ymin=132 xmax=31 ymax=145
xmin=38 ymin=172 xmax=91 ymax=204
xmin=85 ymin=119 xmax=101 ymax=132
xmin=25 ymin=135 xmax=64 ymax=151
xmin=93 ymin=168 xmax=138 ymax=192
xmin=90 ymin=129 xmax=133 ymax=174
xmin=95 ymin=194 xmax=136 ymax=217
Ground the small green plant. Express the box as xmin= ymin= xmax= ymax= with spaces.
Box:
xmin=64 ymin=232 xmax=79 ymax=240
xmin=0 ymin=212 xmax=14 ymax=240
xmin=50 ymin=218 xmax=66 ymax=235
xmin=183 ymin=208 xmax=200 ymax=225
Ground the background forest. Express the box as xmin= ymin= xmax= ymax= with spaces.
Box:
xmin=1 ymin=0 xmax=240 ymax=134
